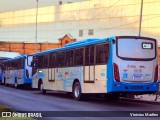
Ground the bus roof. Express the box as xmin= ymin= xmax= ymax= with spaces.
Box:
xmin=33 ymin=37 xmax=116 ymax=56
xmin=33 ymin=36 xmax=156 ymax=56
xmin=3 ymin=54 xmax=27 ymax=62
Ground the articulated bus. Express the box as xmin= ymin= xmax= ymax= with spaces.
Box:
xmin=28 ymin=36 xmax=159 ymax=100
xmin=2 ymin=55 xmax=32 ymax=88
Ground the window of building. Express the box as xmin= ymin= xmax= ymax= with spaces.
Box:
xmin=65 ymin=40 xmax=69 ymax=44
xmin=88 ymin=29 xmax=93 ymax=35
xmin=79 ymin=30 xmax=83 ymax=37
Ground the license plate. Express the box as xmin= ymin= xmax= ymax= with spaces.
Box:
xmin=133 ymin=74 xmax=143 ymax=79
xmin=131 ymin=86 xmax=143 ymax=89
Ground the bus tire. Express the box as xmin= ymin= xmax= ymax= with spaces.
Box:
xmin=73 ymin=82 xmax=83 ymax=101
xmin=39 ymin=81 xmax=46 ymax=94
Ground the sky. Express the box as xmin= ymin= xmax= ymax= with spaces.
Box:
xmin=0 ymin=0 xmax=86 ymax=12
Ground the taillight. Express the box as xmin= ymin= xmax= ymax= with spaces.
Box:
xmin=114 ymin=63 xmax=120 ymax=82
xmin=154 ymin=65 xmax=158 ymax=82
xmin=26 ymin=69 xmax=29 ymax=78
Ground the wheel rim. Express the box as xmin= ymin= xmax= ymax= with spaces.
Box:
xmin=15 ymin=83 xmax=17 ymax=87
xmin=74 ymin=85 xmax=80 ymax=98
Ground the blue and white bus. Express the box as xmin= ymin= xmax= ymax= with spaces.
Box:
xmin=2 ymin=54 xmax=32 ymax=88
xmin=28 ymin=36 xmax=159 ymax=100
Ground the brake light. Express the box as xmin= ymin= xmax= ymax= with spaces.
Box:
xmin=116 ymin=36 xmax=121 ymax=39
xmin=114 ymin=63 xmax=120 ymax=82
xmin=26 ymin=69 xmax=29 ymax=78
xmin=154 ymin=65 xmax=158 ymax=82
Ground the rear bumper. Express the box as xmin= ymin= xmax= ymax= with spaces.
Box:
xmin=24 ymin=78 xmax=32 ymax=84
xmin=108 ymin=81 xmax=159 ymax=93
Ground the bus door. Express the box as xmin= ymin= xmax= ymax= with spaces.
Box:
xmin=27 ymin=55 xmax=36 ymax=76
xmin=27 ymin=55 xmax=37 ymax=87
xmin=84 ymin=46 xmax=95 ymax=82
xmin=6 ymin=62 xmax=11 ymax=83
xmin=48 ymin=53 xmax=56 ymax=89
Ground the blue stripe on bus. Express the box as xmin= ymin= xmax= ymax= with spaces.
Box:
xmin=107 ymin=38 xmax=114 ymax=92
xmin=108 ymin=82 xmax=159 ymax=92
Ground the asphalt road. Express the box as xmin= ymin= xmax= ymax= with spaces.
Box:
xmin=0 ymin=85 xmax=160 ymax=120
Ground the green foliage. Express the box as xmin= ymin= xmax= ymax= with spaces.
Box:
xmin=0 ymin=105 xmax=12 ymax=112
xmin=0 ymin=105 xmax=34 ymax=120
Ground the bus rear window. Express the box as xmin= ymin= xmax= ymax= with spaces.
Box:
xmin=117 ymin=38 xmax=156 ymax=60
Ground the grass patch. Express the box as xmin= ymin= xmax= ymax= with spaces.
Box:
xmin=0 ymin=118 xmax=34 ymax=120
xmin=0 ymin=105 xmax=12 ymax=112
xmin=0 ymin=105 xmax=34 ymax=120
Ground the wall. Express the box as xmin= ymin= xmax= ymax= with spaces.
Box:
xmin=0 ymin=34 xmax=76 ymax=54
xmin=0 ymin=0 xmax=159 ymax=44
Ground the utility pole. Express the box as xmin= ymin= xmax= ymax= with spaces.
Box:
xmin=35 ymin=0 xmax=38 ymax=53
xmin=139 ymin=0 xmax=143 ymax=36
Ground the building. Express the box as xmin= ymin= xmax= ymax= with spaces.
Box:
xmin=0 ymin=0 xmax=160 ymax=54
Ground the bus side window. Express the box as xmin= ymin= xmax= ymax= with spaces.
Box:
xmin=85 ymin=47 xmax=89 ymax=66
xmin=38 ymin=55 xmax=43 ymax=68
xmin=43 ymin=54 xmax=49 ymax=68
xmin=79 ymin=49 xmax=84 ymax=65
xmin=49 ymin=53 xmax=55 ymax=68
xmin=96 ymin=43 xmax=109 ymax=64
xmin=90 ymin=46 xmax=95 ymax=65
xmin=66 ymin=50 xmax=74 ymax=67
xmin=61 ymin=52 xmax=66 ymax=67
xmin=56 ymin=52 xmax=65 ymax=67
xmin=75 ymin=48 xmax=84 ymax=66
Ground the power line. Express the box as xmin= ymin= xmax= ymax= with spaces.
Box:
xmin=46 ymin=0 xmax=121 ymax=38
xmin=94 ymin=15 xmax=160 ymax=33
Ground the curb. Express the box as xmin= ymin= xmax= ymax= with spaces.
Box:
xmin=120 ymin=97 xmax=160 ymax=105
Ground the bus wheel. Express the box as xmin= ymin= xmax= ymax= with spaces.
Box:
xmin=73 ymin=82 xmax=83 ymax=101
xmin=40 ymin=82 xmax=46 ymax=94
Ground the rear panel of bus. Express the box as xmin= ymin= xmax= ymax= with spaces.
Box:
xmin=108 ymin=36 xmax=159 ymax=93
xmin=2 ymin=56 xmax=32 ymax=85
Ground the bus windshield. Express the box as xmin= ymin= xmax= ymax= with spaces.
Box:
xmin=117 ymin=38 xmax=156 ymax=60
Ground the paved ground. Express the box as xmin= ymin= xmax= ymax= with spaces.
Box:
xmin=0 ymin=85 xmax=160 ymax=120
xmin=134 ymin=94 xmax=160 ymax=102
